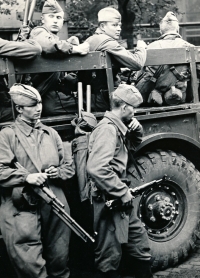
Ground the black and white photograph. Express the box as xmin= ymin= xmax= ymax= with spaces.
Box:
xmin=0 ymin=0 xmax=200 ymax=277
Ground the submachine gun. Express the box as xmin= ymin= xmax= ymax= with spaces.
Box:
xmin=15 ymin=162 xmax=95 ymax=243
xmin=105 ymin=175 xmax=167 ymax=210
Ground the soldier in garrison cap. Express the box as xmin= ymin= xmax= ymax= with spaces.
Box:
xmin=29 ymin=0 xmax=89 ymax=116
xmin=0 ymin=84 xmax=75 ymax=278
xmin=136 ymin=11 xmax=194 ymax=106
xmin=78 ymin=6 xmax=147 ymax=112
xmin=87 ymin=85 xmax=152 ymax=278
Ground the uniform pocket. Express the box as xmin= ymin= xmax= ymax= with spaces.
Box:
xmin=14 ymin=209 xmax=41 ymax=245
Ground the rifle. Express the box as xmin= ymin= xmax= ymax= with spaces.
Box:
xmin=17 ymin=0 xmax=37 ymax=41
xmin=15 ymin=162 xmax=95 ymax=243
xmin=105 ymin=175 xmax=167 ymax=210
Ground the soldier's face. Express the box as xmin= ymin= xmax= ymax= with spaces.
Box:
xmin=100 ymin=21 xmax=121 ymax=39
xmin=17 ymin=102 xmax=42 ymax=123
xmin=42 ymin=12 xmax=64 ymax=34
xmin=121 ymin=104 xmax=135 ymax=124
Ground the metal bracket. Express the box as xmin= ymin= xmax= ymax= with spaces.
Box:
xmin=185 ymin=46 xmax=191 ymax=63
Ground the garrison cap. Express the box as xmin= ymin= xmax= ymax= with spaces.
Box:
xmin=9 ymin=84 xmax=41 ymax=106
xmin=42 ymin=0 xmax=63 ymax=14
xmin=113 ymin=84 xmax=143 ymax=107
xmin=98 ymin=7 xmax=121 ymax=22
xmin=161 ymin=11 xmax=179 ymax=23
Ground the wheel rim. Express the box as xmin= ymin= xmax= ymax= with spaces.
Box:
xmin=139 ymin=178 xmax=188 ymax=242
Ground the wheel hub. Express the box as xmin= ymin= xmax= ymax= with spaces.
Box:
xmin=139 ymin=178 xmax=187 ymax=242
xmin=148 ymin=196 xmax=177 ymax=222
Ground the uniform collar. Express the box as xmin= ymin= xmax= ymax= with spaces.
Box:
xmin=104 ymin=111 xmax=127 ymax=136
xmin=158 ymin=32 xmax=182 ymax=40
xmin=34 ymin=26 xmax=59 ymax=38
xmin=15 ymin=116 xmax=49 ymax=136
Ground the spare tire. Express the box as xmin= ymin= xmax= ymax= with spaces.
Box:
xmin=127 ymin=150 xmax=200 ymax=271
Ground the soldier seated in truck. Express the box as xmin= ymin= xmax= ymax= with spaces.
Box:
xmin=135 ymin=11 xmax=194 ymax=107
xmin=29 ymin=0 xmax=89 ymax=117
xmin=0 ymin=30 xmax=42 ymax=123
xmin=78 ymin=7 xmax=147 ymax=112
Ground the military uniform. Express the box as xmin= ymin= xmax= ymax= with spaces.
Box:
xmin=0 ymin=38 xmax=41 ymax=122
xmin=79 ymin=8 xmax=146 ymax=112
xmin=136 ymin=12 xmax=194 ymax=106
xmin=87 ymin=84 xmax=152 ymax=278
xmin=0 ymin=84 xmax=75 ymax=278
xmin=29 ymin=0 xmax=78 ymax=117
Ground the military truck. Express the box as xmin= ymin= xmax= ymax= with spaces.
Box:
xmin=0 ymin=46 xmax=200 ymax=273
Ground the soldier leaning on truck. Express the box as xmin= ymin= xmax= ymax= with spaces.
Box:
xmin=78 ymin=7 xmax=147 ymax=112
xmin=136 ymin=11 xmax=194 ymax=106
xmin=29 ymin=0 xmax=89 ymax=116
xmin=0 ymin=84 xmax=75 ymax=278
xmin=87 ymin=84 xmax=152 ymax=278
xmin=0 ymin=31 xmax=42 ymax=122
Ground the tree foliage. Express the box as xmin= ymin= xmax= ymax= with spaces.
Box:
xmin=67 ymin=0 xmax=181 ymax=47
xmin=0 ymin=0 xmax=18 ymax=15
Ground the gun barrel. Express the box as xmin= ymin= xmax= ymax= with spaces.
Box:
xmin=28 ymin=0 xmax=37 ymax=22
xmin=131 ymin=178 xmax=163 ymax=195
xmin=52 ymin=202 xmax=95 ymax=243
xmin=23 ymin=0 xmax=30 ymax=26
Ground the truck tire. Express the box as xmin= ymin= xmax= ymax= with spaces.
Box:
xmin=127 ymin=150 xmax=200 ymax=271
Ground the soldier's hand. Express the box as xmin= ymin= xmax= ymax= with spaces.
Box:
xmin=137 ymin=40 xmax=147 ymax=49
xmin=67 ymin=36 xmax=80 ymax=46
xmin=121 ymin=189 xmax=134 ymax=208
xmin=128 ymin=118 xmax=141 ymax=131
xmin=72 ymin=42 xmax=90 ymax=55
xmin=45 ymin=166 xmax=59 ymax=179
xmin=26 ymin=173 xmax=47 ymax=186
xmin=19 ymin=25 xmax=31 ymax=40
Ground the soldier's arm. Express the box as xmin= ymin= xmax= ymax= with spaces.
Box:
xmin=0 ymin=128 xmax=30 ymax=188
xmin=87 ymin=125 xmax=131 ymax=200
xmin=30 ymin=27 xmax=73 ymax=54
xmin=50 ymin=128 xmax=75 ymax=180
xmin=99 ymin=39 xmax=147 ymax=70
xmin=0 ymin=38 xmax=42 ymax=59
xmin=126 ymin=121 xmax=143 ymax=151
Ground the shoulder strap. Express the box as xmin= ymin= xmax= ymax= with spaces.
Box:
xmin=104 ymin=116 xmax=144 ymax=181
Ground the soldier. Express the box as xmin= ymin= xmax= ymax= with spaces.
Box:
xmin=136 ymin=11 xmax=194 ymax=106
xmin=0 ymin=32 xmax=42 ymax=122
xmin=87 ymin=84 xmax=152 ymax=278
xmin=29 ymin=0 xmax=89 ymax=116
xmin=0 ymin=84 xmax=75 ymax=278
xmin=79 ymin=7 xmax=147 ymax=112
